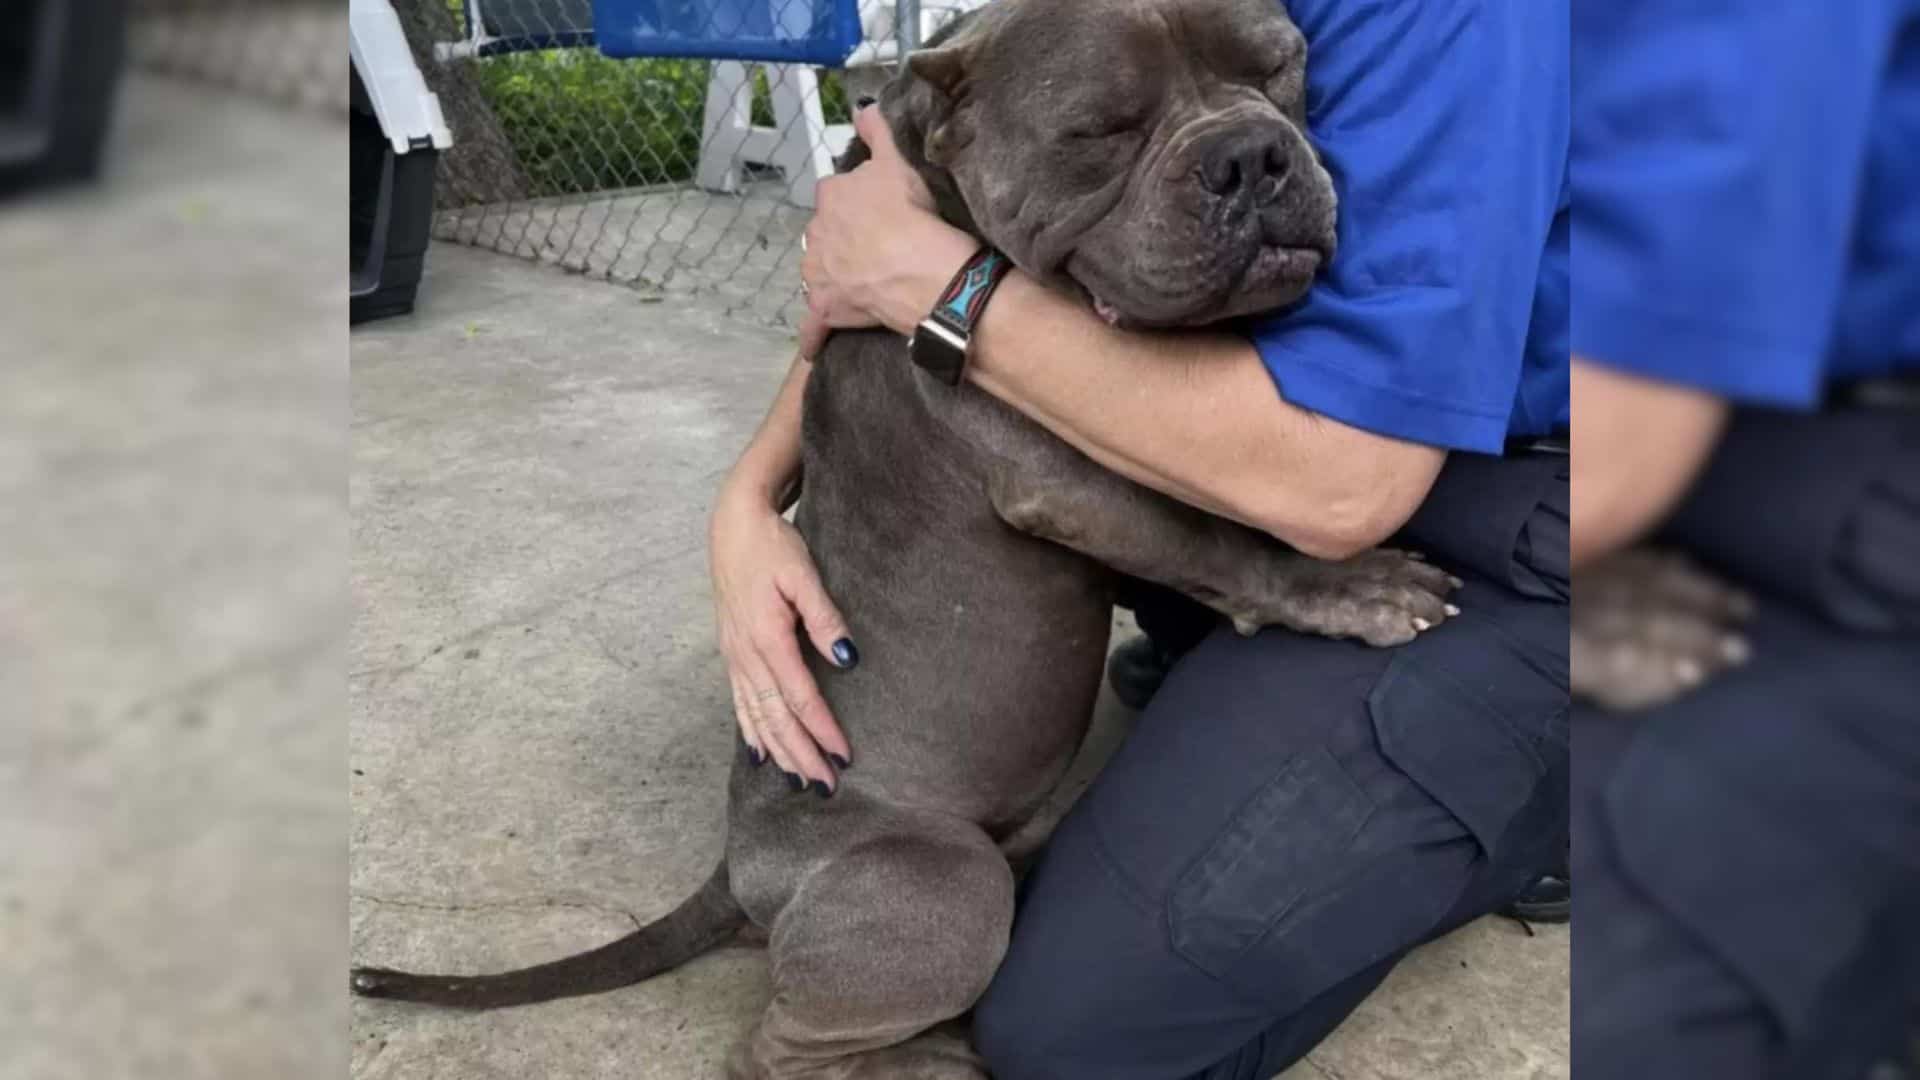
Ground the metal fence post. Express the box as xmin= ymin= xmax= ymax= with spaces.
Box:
xmin=895 ymin=0 xmax=921 ymax=66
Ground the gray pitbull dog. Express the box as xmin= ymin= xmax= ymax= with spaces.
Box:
xmin=351 ymin=1 xmax=1460 ymax=1075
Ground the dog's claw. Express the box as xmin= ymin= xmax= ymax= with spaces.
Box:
xmin=1722 ymin=635 xmax=1750 ymax=663
xmin=1232 ymin=616 xmax=1260 ymax=637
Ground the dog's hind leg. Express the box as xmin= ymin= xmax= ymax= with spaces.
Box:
xmin=727 ymin=826 xmax=1012 ymax=1080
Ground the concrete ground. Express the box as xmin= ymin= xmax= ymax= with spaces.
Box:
xmin=3 ymin=75 xmax=345 ymax=1078
xmin=349 ymin=242 xmax=1569 ymax=1079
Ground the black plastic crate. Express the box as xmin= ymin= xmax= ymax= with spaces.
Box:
xmin=0 ymin=0 xmax=127 ymax=194
xmin=350 ymin=62 xmax=437 ymax=324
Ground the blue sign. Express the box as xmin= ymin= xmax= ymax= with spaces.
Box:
xmin=594 ymin=0 xmax=863 ymax=65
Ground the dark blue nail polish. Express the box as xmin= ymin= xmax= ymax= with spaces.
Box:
xmin=784 ymin=770 xmax=805 ymax=792
xmin=831 ymin=638 xmax=859 ymax=668
xmin=811 ymin=779 xmax=833 ymax=798
xmin=745 ymin=743 xmax=767 ymax=768
xmin=828 ymin=752 xmax=851 ymax=770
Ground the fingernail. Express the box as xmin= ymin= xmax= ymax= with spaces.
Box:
xmin=856 ymin=95 xmax=876 ymax=108
xmin=831 ymin=638 xmax=859 ymax=668
xmin=1444 ymin=604 xmax=1460 ymax=616
xmin=810 ymin=779 xmax=834 ymax=799
xmin=1413 ymin=617 xmax=1432 ymax=631
xmin=828 ymin=752 xmax=851 ymax=770
xmin=744 ymin=743 xmax=766 ymax=768
xmin=783 ymin=770 xmax=805 ymax=792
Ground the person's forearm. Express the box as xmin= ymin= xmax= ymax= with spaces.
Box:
xmin=722 ymin=357 xmax=809 ymax=512
xmin=1570 ymin=358 xmax=1728 ymax=568
xmin=966 ymin=273 xmax=1444 ymax=558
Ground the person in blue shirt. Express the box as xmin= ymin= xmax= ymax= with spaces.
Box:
xmin=709 ymin=0 xmax=1569 ymax=1074
xmin=1572 ymin=1 xmax=1920 ymax=1075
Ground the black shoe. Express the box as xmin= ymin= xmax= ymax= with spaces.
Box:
xmin=1501 ymin=871 xmax=1571 ymax=925
xmin=1107 ymin=635 xmax=1176 ymax=710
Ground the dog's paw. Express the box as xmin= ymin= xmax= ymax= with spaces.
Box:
xmin=1571 ymin=547 xmax=1752 ymax=710
xmin=1238 ymin=548 xmax=1462 ymax=647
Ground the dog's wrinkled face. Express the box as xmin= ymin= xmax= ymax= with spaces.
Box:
xmin=884 ymin=0 xmax=1336 ymax=328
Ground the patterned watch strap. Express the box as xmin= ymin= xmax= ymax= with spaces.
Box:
xmin=929 ymin=247 xmax=1013 ymax=335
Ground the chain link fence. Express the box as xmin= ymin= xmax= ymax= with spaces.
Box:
xmin=395 ymin=0 xmax=975 ymax=326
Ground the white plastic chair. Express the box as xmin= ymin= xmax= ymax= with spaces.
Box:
xmin=694 ymin=0 xmax=983 ymax=207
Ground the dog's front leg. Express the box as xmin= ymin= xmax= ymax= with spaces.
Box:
xmin=985 ymin=452 xmax=1460 ymax=647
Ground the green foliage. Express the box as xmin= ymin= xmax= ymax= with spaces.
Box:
xmin=468 ymin=46 xmax=851 ymax=199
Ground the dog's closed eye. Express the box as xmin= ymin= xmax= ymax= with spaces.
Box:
xmin=1062 ymin=126 xmax=1141 ymax=144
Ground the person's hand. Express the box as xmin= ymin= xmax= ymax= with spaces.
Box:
xmin=1571 ymin=547 xmax=1753 ymax=711
xmin=709 ymin=477 xmax=857 ymax=793
xmin=797 ymin=105 xmax=978 ymax=362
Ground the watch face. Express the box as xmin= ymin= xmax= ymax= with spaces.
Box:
xmin=909 ymin=322 xmax=968 ymax=386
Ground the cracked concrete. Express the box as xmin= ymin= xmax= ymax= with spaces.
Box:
xmin=350 ymin=242 xmax=1568 ymax=1078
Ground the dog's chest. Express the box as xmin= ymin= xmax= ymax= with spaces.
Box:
xmin=803 ymin=331 xmax=997 ymax=514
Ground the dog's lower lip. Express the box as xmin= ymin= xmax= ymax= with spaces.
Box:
xmin=1070 ymin=241 xmax=1323 ymax=327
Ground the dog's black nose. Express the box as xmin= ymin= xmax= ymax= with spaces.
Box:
xmin=1198 ymin=128 xmax=1291 ymax=201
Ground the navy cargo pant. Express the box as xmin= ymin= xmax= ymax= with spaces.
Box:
xmin=974 ymin=450 xmax=1571 ymax=1080
xmin=1574 ymin=408 xmax=1920 ymax=1080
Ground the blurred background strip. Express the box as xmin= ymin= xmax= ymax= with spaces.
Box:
xmin=0 ymin=4 xmax=346 ymax=1079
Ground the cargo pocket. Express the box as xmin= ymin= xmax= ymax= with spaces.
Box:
xmin=1167 ymin=746 xmax=1375 ymax=983
xmin=1367 ymin=649 xmax=1556 ymax=863
xmin=1602 ymin=717 xmax=1874 ymax=1048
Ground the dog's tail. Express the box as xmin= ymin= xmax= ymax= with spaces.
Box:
xmin=350 ymin=862 xmax=745 ymax=1010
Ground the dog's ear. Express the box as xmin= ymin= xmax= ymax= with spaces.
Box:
xmin=906 ymin=42 xmax=970 ymax=101
xmin=866 ymin=18 xmax=989 ymax=235
xmin=899 ymin=39 xmax=979 ymax=167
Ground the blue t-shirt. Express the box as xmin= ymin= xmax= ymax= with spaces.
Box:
xmin=1242 ymin=0 xmax=1570 ymax=454
xmin=1574 ymin=0 xmax=1920 ymax=404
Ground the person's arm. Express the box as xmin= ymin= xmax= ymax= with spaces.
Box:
xmin=966 ymin=273 xmax=1445 ymax=560
xmin=1569 ymin=357 xmax=1728 ymax=568
xmin=718 ymin=356 xmax=808 ymax=514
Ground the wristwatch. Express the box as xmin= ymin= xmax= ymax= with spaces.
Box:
xmin=907 ymin=246 xmax=1014 ymax=386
